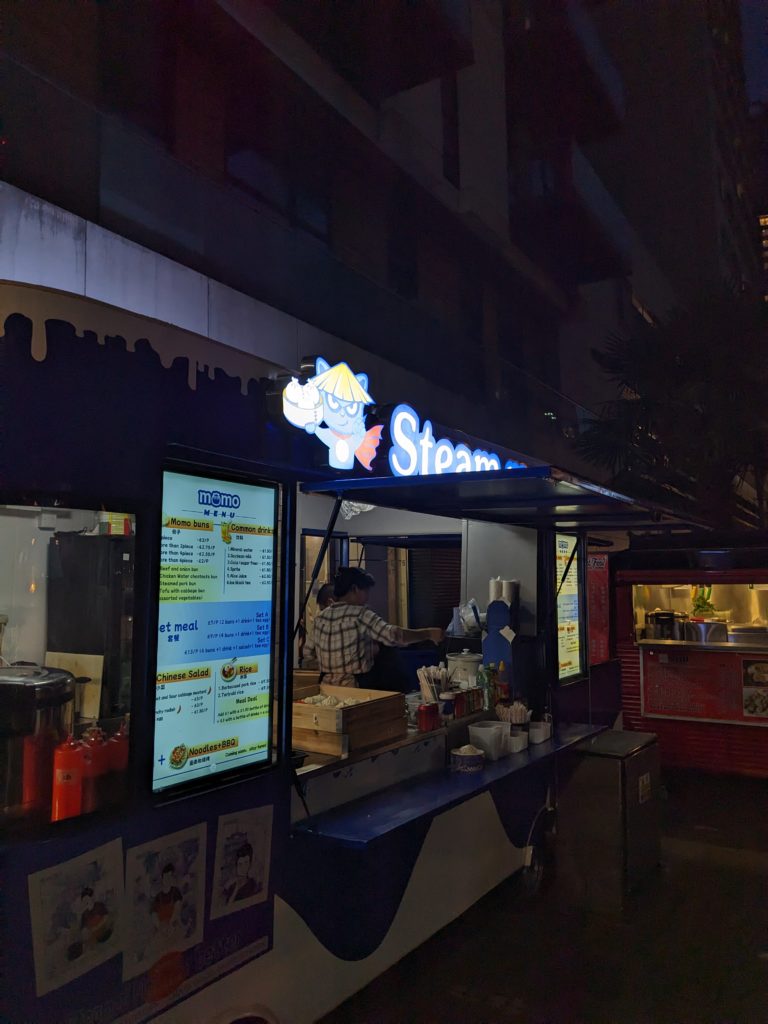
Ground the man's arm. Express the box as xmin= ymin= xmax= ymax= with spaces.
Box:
xmin=397 ymin=626 xmax=444 ymax=646
xmin=360 ymin=609 xmax=443 ymax=647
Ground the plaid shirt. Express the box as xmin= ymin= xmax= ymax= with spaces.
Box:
xmin=309 ymin=604 xmax=404 ymax=686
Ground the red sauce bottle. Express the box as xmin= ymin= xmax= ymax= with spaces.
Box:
xmin=51 ymin=735 xmax=84 ymax=821
xmin=82 ymin=727 xmax=110 ymax=813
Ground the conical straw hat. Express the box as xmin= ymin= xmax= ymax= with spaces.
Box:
xmin=311 ymin=362 xmax=373 ymax=404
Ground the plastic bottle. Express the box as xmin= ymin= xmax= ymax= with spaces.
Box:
xmin=497 ymin=661 xmax=510 ymax=704
xmin=477 ymin=665 xmax=490 ymax=711
xmin=51 ymin=735 xmax=84 ymax=821
xmin=82 ymin=727 xmax=111 ymax=813
xmin=108 ymin=717 xmax=130 ymax=773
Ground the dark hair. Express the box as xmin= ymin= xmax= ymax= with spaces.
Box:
xmin=235 ymin=842 xmax=253 ymax=862
xmin=316 ymin=583 xmax=334 ymax=609
xmin=81 ymin=887 xmax=94 ymax=898
xmin=333 ymin=566 xmax=376 ymax=598
xmin=161 ymin=863 xmax=175 ymax=876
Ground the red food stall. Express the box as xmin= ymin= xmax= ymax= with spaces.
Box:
xmin=614 ymin=537 xmax=768 ymax=777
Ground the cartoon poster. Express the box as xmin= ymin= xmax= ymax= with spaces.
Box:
xmin=123 ymin=824 xmax=206 ymax=983
xmin=210 ymin=805 xmax=273 ymax=920
xmin=28 ymin=839 xmax=123 ymax=997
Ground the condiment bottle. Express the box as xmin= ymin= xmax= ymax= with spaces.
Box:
xmin=108 ymin=718 xmax=130 ymax=803
xmin=497 ymin=661 xmax=510 ymax=703
xmin=108 ymin=717 xmax=130 ymax=773
xmin=51 ymin=735 xmax=84 ymax=821
xmin=439 ymin=691 xmax=455 ymax=725
xmin=82 ymin=727 xmax=110 ymax=813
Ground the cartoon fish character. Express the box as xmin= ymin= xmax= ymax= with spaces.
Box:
xmin=304 ymin=357 xmax=383 ymax=471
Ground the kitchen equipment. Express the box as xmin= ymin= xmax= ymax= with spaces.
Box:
xmin=446 ymin=650 xmax=483 ymax=688
xmin=727 ymin=624 xmax=768 ymax=647
xmin=0 ymin=665 xmax=76 ymax=823
xmin=645 ymin=610 xmax=688 ymax=640
xmin=683 ymin=620 xmax=728 ymax=643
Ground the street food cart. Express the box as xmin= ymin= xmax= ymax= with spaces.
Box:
xmin=0 ymin=293 xmax=697 ymax=1023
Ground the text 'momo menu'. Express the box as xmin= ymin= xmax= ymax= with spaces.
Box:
xmin=153 ymin=472 xmax=277 ymax=792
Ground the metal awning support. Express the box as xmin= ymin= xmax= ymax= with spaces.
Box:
xmin=293 ymin=495 xmax=343 ymax=640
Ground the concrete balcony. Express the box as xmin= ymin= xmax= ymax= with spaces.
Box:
xmin=509 ymin=140 xmax=632 ymax=286
xmin=510 ymin=0 xmax=625 ymax=144
xmin=261 ymin=0 xmax=474 ymax=103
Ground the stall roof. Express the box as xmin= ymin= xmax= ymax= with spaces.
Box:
xmin=300 ymin=466 xmax=709 ymax=533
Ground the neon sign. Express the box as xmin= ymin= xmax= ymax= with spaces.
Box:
xmin=388 ymin=403 xmax=525 ymax=477
xmin=282 ymin=359 xmax=525 ymax=476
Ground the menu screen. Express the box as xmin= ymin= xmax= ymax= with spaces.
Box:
xmin=153 ymin=471 xmax=277 ymax=792
xmin=556 ymin=533 xmax=582 ymax=681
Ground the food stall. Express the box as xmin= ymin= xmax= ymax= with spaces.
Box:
xmin=614 ymin=536 xmax=768 ymax=777
xmin=1 ymin=291 xmax=696 ymax=1024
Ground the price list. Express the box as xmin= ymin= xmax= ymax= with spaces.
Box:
xmin=153 ymin=472 xmax=278 ymax=792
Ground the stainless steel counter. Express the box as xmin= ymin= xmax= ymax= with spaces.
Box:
xmin=637 ymin=639 xmax=768 ymax=655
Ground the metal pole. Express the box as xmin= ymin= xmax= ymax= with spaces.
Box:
xmin=293 ymin=495 xmax=343 ymax=640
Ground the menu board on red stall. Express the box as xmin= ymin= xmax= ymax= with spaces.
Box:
xmin=587 ymin=553 xmax=610 ymax=665
xmin=641 ymin=646 xmax=768 ymax=726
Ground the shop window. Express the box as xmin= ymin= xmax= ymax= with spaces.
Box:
xmin=0 ymin=506 xmax=135 ymax=832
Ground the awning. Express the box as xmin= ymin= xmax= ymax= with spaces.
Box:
xmin=300 ymin=466 xmax=709 ymax=532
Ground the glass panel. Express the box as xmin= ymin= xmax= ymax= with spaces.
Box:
xmin=0 ymin=505 xmax=135 ymax=828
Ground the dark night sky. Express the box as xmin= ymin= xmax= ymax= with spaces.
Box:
xmin=742 ymin=0 xmax=768 ymax=101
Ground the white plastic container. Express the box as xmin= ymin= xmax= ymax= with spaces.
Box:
xmin=508 ymin=728 xmax=529 ymax=753
xmin=529 ymin=721 xmax=552 ymax=745
xmin=468 ymin=721 xmax=509 ymax=761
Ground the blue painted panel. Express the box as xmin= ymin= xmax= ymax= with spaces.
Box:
xmin=292 ymin=725 xmax=603 ymax=848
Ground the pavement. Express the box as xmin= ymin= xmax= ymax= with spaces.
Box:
xmin=319 ymin=769 xmax=768 ymax=1024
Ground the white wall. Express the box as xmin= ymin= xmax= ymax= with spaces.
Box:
xmin=461 ymin=520 xmax=538 ymax=635
xmin=0 ymin=507 xmax=98 ymax=664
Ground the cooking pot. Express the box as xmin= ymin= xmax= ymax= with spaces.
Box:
xmin=0 ymin=665 xmax=75 ymax=823
xmin=645 ymin=611 xmax=688 ymax=640
xmin=447 ymin=650 xmax=482 ymax=688
xmin=683 ymin=620 xmax=728 ymax=644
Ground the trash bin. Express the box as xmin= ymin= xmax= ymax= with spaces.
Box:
xmin=556 ymin=730 xmax=660 ymax=912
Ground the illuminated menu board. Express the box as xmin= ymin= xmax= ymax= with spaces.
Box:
xmin=556 ymin=533 xmax=582 ymax=681
xmin=153 ymin=471 xmax=277 ymax=792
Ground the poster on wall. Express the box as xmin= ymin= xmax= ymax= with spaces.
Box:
xmin=123 ymin=824 xmax=207 ymax=985
xmin=556 ymin=534 xmax=582 ymax=680
xmin=742 ymin=659 xmax=768 ymax=719
xmin=153 ymin=471 xmax=278 ymax=792
xmin=27 ymin=839 xmax=123 ymax=997
xmin=210 ymin=806 xmax=273 ymax=920
xmin=587 ymin=553 xmax=610 ymax=666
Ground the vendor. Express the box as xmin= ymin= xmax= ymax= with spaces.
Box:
xmin=313 ymin=566 xmax=444 ymax=687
